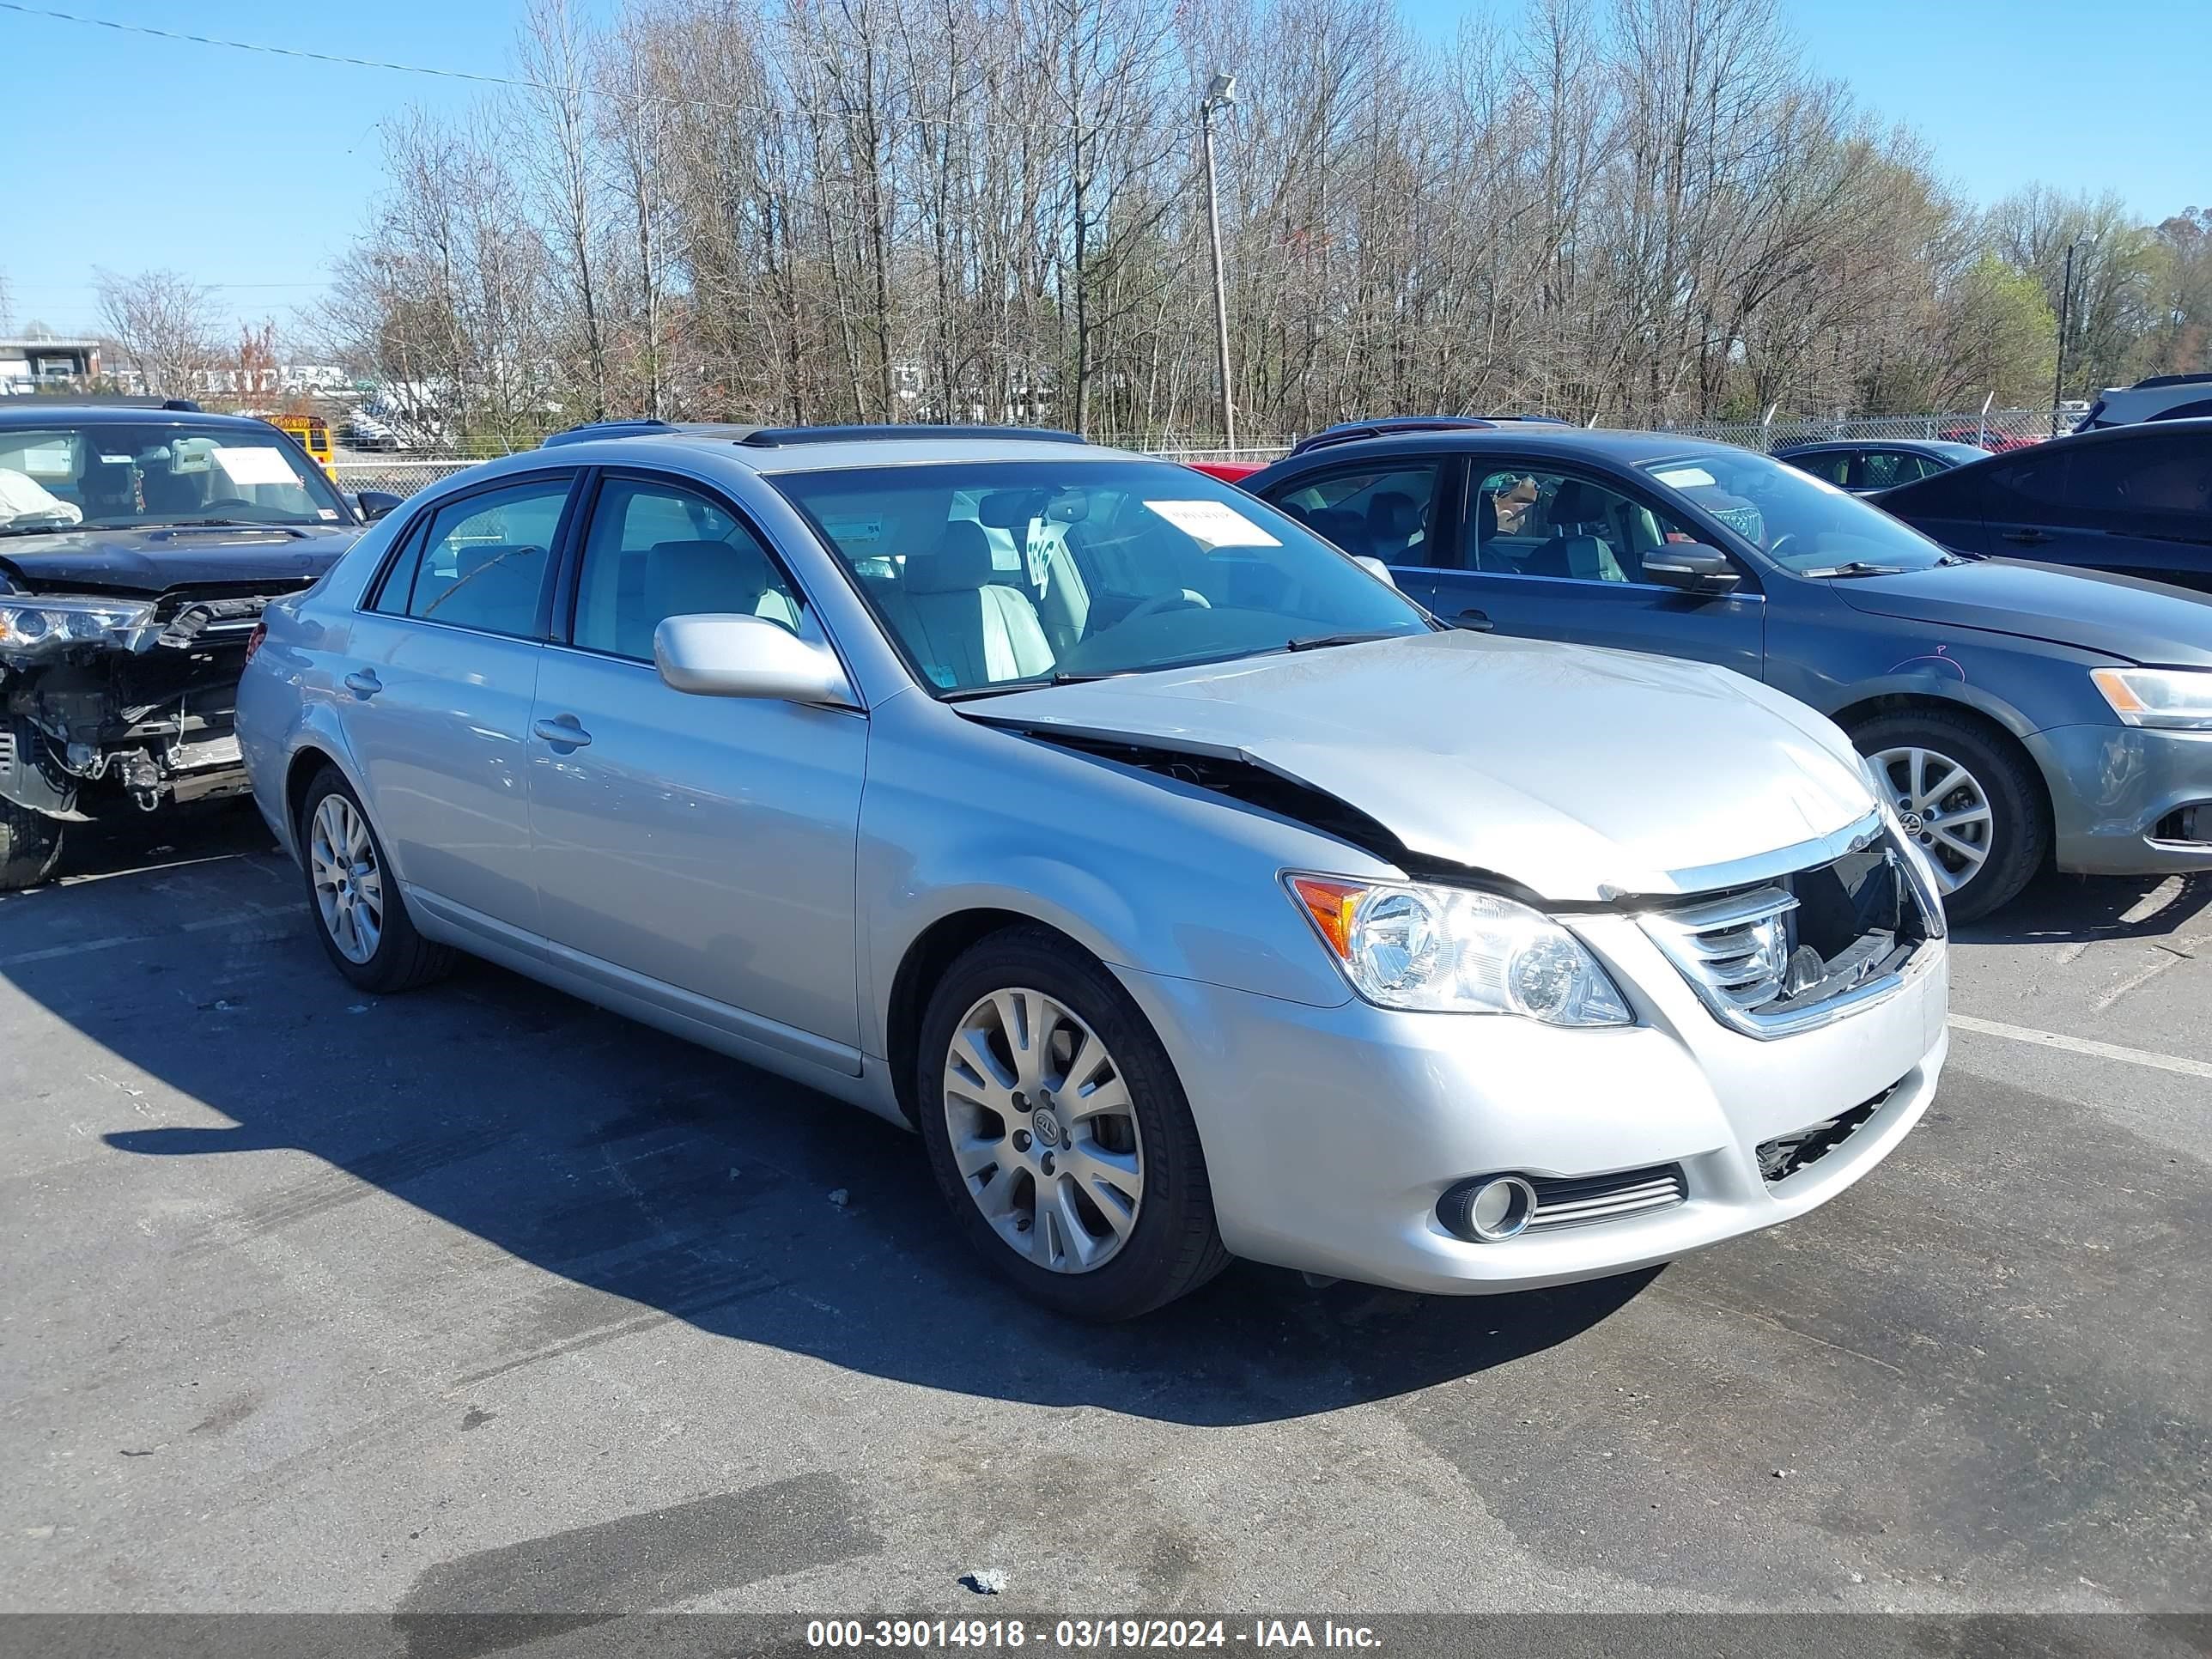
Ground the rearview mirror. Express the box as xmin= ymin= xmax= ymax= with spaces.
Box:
xmin=1352 ymin=556 xmax=1398 ymax=588
xmin=653 ymin=613 xmax=854 ymax=705
xmin=1642 ymin=544 xmax=1741 ymax=596
xmin=356 ymin=490 xmax=402 ymax=523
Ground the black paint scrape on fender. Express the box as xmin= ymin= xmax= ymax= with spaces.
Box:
xmin=975 ymin=715 xmax=1567 ymax=912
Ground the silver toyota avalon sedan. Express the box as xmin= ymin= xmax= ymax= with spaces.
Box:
xmin=237 ymin=425 xmax=1951 ymax=1320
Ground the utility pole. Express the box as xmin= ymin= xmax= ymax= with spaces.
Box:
xmin=2051 ymin=236 xmax=2094 ymax=439
xmin=1200 ymin=73 xmax=1237 ymax=454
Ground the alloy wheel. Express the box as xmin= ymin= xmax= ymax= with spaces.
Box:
xmin=941 ymin=988 xmax=1145 ymax=1274
xmin=1870 ymin=744 xmax=1995 ymax=894
xmin=309 ymin=793 xmax=385 ymax=964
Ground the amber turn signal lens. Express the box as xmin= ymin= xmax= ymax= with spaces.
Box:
xmin=1288 ymin=875 xmax=1369 ymax=959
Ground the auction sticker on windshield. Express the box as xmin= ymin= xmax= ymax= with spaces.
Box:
xmin=210 ymin=446 xmax=299 ymax=487
xmin=1144 ymin=499 xmax=1282 ymax=548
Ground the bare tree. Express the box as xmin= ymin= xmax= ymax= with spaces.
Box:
xmin=94 ymin=270 xmax=222 ymax=398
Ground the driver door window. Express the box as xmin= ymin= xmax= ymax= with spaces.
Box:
xmin=568 ymin=477 xmax=808 ymax=660
xmin=1471 ymin=469 xmax=1691 ymax=585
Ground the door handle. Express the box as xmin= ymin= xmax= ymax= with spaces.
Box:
xmin=532 ymin=714 xmax=592 ymax=749
xmin=343 ymin=670 xmax=382 ymax=698
xmin=1455 ymin=608 xmax=1494 ymax=631
xmin=2001 ymin=529 xmax=2052 ymax=546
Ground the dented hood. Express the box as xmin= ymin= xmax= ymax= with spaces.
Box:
xmin=0 ymin=523 xmax=358 ymax=597
xmin=963 ymin=630 xmax=1876 ymax=901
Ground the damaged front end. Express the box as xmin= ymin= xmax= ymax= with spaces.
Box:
xmin=0 ymin=582 xmax=308 ymax=822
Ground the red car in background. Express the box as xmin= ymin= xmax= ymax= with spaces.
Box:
xmin=1185 ymin=459 xmax=1264 ymax=484
xmin=1937 ymin=424 xmax=2041 ymax=453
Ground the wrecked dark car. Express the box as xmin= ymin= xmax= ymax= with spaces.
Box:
xmin=0 ymin=404 xmax=372 ymax=887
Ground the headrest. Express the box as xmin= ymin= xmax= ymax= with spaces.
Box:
xmin=905 ymin=520 xmax=997 ymax=593
xmin=1366 ymin=492 xmax=1423 ymax=538
xmin=647 ymin=538 xmax=769 ymax=618
xmin=1549 ymin=481 xmax=1609 ymax=526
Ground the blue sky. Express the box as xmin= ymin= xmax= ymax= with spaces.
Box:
xmin=2 ymin=0 xmax=2206 ymax=343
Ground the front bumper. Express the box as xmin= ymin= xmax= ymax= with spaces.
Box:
xmin=2029 ymin=723 xmax=2212 ymax=876
xmin=1116 ymin=913 xmax=1948 ymax=1296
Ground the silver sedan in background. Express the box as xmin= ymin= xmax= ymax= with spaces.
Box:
xmin=237 ymin=425 xmax=1948 ymax=1320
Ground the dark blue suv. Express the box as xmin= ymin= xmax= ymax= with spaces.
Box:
xmin=1244 ymin=427 xmax=2212 ymax=919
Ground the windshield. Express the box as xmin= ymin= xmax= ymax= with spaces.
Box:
xmin=1642 ymin=449 xmax=1956 ymax=574
xmin=774 ymin=459 xmax=1432 ymax=695
xmin=0 ymin=421 xmax=352 ymax=533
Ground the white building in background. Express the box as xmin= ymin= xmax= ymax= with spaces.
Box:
xmin=0 ymin=337 xmax=102 ymax=395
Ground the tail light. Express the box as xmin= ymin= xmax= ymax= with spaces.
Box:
xmin=242 ymin=622 xmax=268 ymax=665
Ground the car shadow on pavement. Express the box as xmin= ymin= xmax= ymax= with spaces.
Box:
xmin=1954 ymin=869 xmax=2212 ymax=947
xmin=8 ymin=864 xmax=1655 ymax=1425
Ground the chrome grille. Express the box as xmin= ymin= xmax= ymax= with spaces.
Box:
xmin=0 ymin=728 xmax=13 ymax=775
xmin=1640 ymin=817 xmax=1940 ymax=1040
xmin=1526 ymin=1164 xmax=1686 ymax=1231
xmin=1642 ymin=885 xmax=1798 ymax=1012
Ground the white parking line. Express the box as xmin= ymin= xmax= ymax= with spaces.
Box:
xmin=1949 ymin=1013 xmax=2212 ymax=1081
xmin=0 ymin=906 xmax=299 ymax=969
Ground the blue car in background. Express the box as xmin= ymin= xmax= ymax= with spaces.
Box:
xmin=1244 ymin=427 xmax=2212 ymax=920
xmin=1772 ymin=438 xmax=1990 ymax=495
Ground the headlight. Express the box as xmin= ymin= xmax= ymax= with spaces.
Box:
xmin=0 ymin=596 xmax=156 ymax=659
xmin=1287 ymin=874 xmax=1633 ymax=1024
xmin=2091 ymin=666 xmax=2212 ymax=732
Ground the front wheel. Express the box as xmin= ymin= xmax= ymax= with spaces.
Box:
xmin=915 ymin=926 xmax=1230 ymax=1321
xmin=0 ymin=799 xmax=64 ymax=891
xmin=1854 ymin=710 xmax=2047 ymax=922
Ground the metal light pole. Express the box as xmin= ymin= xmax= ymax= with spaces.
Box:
xmin=1200 ymin=72 xmax=1237 ymax=454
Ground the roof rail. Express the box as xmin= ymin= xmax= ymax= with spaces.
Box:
xmin=542 ymin=417 xmax=767 ymax=447
xmin=3 ymin=394 xmax=204 ymax=411
xmin=736 ymin=423 xmax=1085 ymax=447
xmin=1288 ymin=416 xmax=1504 ymax=456
xmin=2132 ymin=372 xmax=2212 ymax=390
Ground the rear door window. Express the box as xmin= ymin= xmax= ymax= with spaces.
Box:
xmin=1272 ymin=465 xmax=1447 ymax=566
xmin=379 ymin=477 xmax=574 ymax=635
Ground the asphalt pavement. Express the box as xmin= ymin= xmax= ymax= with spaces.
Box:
xmin=2 ymin=805 xmax=2206 ymax=1626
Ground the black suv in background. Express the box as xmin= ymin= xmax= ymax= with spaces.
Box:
xmin=1872 ymin=420 xmax=2212 ymax=592
xmin=0 ymin=403 xmax=386 ymax=886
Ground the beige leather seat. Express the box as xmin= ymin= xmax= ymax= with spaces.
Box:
xmin=635 ymin=538 xmax=801 ymax=657
xmin=896 ymin=521 xmax=1055 ymax=688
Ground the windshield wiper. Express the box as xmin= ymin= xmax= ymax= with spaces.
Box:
xmin=1799 ymin=561 xmax=1909 ymax=579
xmin=940 ymin=670 xmax=1125 ymax=702
xmin=0 ymin=522 xmax=81 ymax=538
xmin=1283 ymin=629 xmax=1404 ymax=652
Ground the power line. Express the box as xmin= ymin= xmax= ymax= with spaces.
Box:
xmin=0 ymin=2 xmax=548 ymax=93
xmin=0 ymin=1 xmax=1206 ymax=141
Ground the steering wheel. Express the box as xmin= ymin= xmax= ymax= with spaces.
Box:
xmin=1765 ymin=532 xmax=1799 ymax=561
xmin=199 ymin=498 xmax=258 ymax=514
xmin=1121 ymin=588 xmax=1212 ymax=625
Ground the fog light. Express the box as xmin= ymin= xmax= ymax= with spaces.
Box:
xmin=1438 ymin=1174 xmax=1536 ymax=1242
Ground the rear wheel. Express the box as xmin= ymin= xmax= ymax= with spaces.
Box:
xmin=1853 ymin=709 xmax=2046 ymax=922
xmin=0 ymin=799 xmax=64 ymax=892
xmin=915 ymin=926 xmax=1230 ymax=1321
xmin=298 ymin=768 xmax=454 ymax=994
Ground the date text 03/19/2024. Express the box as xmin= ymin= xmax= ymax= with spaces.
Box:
xmin=805 ymin=1619 xmax=1383 ymax=1650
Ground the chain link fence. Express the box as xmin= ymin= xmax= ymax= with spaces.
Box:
xmin=331 ymin=458 xmax=483 ymax=497
xmin=333 ymin=406 xmax=2062 ymax=499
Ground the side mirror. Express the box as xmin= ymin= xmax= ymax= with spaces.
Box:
xmin=1643 ymin=544 xmax=1741 ymax=596
xmin=653 ymin=612 xmax=854 ymax=706
xmin=1352 ymin=556 xmax=1398 ymax=589
xmin=356 ymin=490 xmax=402 ymax=523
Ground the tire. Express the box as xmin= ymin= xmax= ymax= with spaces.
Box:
xmin=297 ymin=767 xmax=454 ymax=994
xmin=915 ymin=925 xmax=1231 ymax=1321
xmin=0 ymin=799 xmax=64 ymax=891
xmin=1852 ymin=708 xmax=2048 ymax=923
